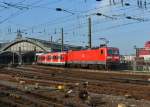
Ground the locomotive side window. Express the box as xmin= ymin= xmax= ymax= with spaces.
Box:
xmin=100 ymin=50 xmax=104 ymax=55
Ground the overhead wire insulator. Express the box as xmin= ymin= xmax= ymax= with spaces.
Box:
xmin=32 ymin=28 xmax=34 ymax=33
xmin=109 ymin=0 xmax=112 ymax=5
xmin=126 ymin=16 xmax=132 ymax=19
xmin=124 ymin=3 xmax=130 ymax=6
xmin=2 ymin=2 xmax=29 ymax=10
xmin=121 ymin=0 xmax=124 ymax=6
xmin=96 ymin=0 xmax=102 ymax=1
xmin=56 ymin=8 xmax=62 ymax=11
xmin=113 ymin=0 xmax=116 ymax=5
xmin=0 ymin=4 xmax=8 ymax=8
xmin=144 ymin=0 xmax=147 ymax=9
xmin=137 ymin=0 xmax=140 ymax=7
xmin=126 ymin=16 xmax=145 ymax=22
xmin=54 ymin=28 xmax=57 ymax=34
xmin=140 ymin=0 xmax=142 ymax=8
xmin=96 ymin=13 xmax=117 ymax=20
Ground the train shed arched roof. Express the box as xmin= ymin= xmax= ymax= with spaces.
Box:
xmin=0 ymin=37 xmax=50 ymax=52
xmin=0 ymin=36 xmax=82 ymax=53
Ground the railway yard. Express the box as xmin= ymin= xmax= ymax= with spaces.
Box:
xmin=0 ymin=65 xmax=150 ymax=107
xmin=0 ymin=0 xmax=150 ymax=107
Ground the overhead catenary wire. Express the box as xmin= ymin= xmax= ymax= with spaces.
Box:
xmin=0 ymin=0 xmax=150 ymax=43
xmin=0 ymin=0 xmax=47 ymax=25
xmin=11 ymin=0 xmax=125 ymax=32
xmin=17 ymin=0 xmax=150 ymax=34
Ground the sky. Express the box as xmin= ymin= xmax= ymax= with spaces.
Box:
xmin=0 ymin=0 xmax=150 ymax=54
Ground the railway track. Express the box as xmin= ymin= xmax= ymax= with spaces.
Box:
xmin=0 ymin=85 xmax=64 ymax=107
xmin=0 ymin=81 xmax=66 ymax=107
xmin=17 ymin=65 xmax=150 ymax=85
xmin=1 ymin=65 xmax=150 ymax=106
xmin=2 ymin=65 xmax=150 ymax=87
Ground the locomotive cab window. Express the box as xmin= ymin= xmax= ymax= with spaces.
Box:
xmin=108 ymin=50 xmax=113 ymax=55
xmin=113 ymin=50 xmax=119 ymax=55
xmin=108 ymin=49 xmax=119 ymax=55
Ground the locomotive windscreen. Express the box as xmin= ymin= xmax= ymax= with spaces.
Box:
xmin=107 ymin=49 xmax=119 ymax=55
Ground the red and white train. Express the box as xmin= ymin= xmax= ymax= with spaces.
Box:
xmin=37 ymin=46 xmax=120 ymax=69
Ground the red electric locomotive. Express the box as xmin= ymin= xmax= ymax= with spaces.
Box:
xmin=37 ymin=46 xmax=120 ymax=69
xmin=67 ymin=47 xmax=119 ymax=69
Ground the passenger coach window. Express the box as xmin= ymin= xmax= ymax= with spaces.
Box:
xmin=41 ymin=56 xmax=45 ymax=60
xmin=48 ymin=56 xmax=51 ymax=60
xmin=38 ymin=57 xmax=41 ymax=60
xmin=53 ymin=56 xmax=56 ymax=59
xmin=53 ymin=56 xmax=58 ymax=59
xmin=60 ymin=56 xmax=64 ymax=60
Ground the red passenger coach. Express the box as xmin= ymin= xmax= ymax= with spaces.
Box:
xmin=37 ymin=54 xmax=46 ymax=64
xmin=37 ymin=52 xmax=67 ymax=66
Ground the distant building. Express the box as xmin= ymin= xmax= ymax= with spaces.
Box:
xmin=138 ymin=41 xmax=150 ymax=61
xmin=120 ymin=55 xmax=135 ymax=63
